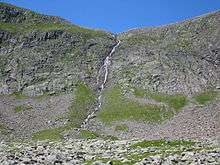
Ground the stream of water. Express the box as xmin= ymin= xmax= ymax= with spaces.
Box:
xmin=81 ymin=39 xmax=121 ymax=129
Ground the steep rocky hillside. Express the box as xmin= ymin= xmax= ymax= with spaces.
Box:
xmin=113 ymin=11 xmax=220 ymax=95
xmin=0 ymin=1 xmax=219 ymax=146
xmin=0 ymin=2 xmax=116 ymax=140
xmin=0 ymin=2 xmax=116 ymax=96
xmin=0 ymin=2 xmax=220 ymax=165
xmin=87 ymin=11 xmax=220 ymax=141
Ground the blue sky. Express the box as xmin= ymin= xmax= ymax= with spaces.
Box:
xmin=2 ymin=0 xmax=220 ymax=33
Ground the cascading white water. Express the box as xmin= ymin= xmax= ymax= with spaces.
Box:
xmin=81 ymin=39 xmax=121 ymax=129
xmin=97 ymin=40 xmax=121 ymax=107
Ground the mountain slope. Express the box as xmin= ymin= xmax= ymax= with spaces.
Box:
xmin=0 ymin=2 xmax=116 ymax=140
xmin=112 ymin=11 xmax=220 ymax=95
xmin=88 ymin=11 xmax=220 ymax=141
xmin=0 ymin=2 xmax=116 ymax=96
xmin=0 ymin=2 xmax=219 ymax=143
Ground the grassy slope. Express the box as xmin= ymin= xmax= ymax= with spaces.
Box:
xmin=32 ymin=125 xmax=71 ymax=141
xmin=0 ymin=22 xmax=108 ymax=38
xmin=134 ymin=88 xmax=188 ymax=111
xmin=68 ymin=82 xmax=96 ymax=127
xmin=32 ymin=82 xmax=96 ymax=141
xmin=98 ymin=86 xmax=174 ymax=124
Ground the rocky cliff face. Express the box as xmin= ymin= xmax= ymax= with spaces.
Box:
xmin=111 ymin=11 xmax=220 ymax=95
xmin=0 ymin=2 xmax=116 ymax=97
xmin=0 ymin=2 xmax=219 ymax=143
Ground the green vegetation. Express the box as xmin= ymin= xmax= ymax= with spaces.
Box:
xmin=128 ymin=139 xmax=196 ymax=162
xmin=134 ymin=88 xmax=187 ymax=111
xmin=32 ymin=125 xmax=71 ymax=141
xmin=194 ymin=90 xmax=219 ymax=105
xmin=133 ymin=88 xmax=146 ymax=97
xmin=121 ymin=27 xmax=192 ymax=52
xmin=115 ymin=124 xmax=129 ymax=132
xmin=123 ymin=34 xmax=162 ymax=46
xmin=98 ymin=86 xmax=174 ymax=124
xmin=150 ymin=93 xmax=187 ymax=111
xmin=84 ymin=139 xmax=196 ymax=165
xmin=0 ymin=1 xmax=110 ymax=38
xmin=0 ymin=22 xmax=108 ymax=38
xmin=14 ymin=105 xmax=32 ymax=113
xmin=33 ymin=82 xmax=98 ymax=141
xmin=10 ymin=91 xmax=27 ymax=99
xmin=131 ymin=140 xmax=195 ymax=149
xmin=0 ymin=22 xmax=18 ymax=33
xmin=80 ymin=130 xmax=99 ymax=139
xmin=68 ymin=82 xmax=96 ymax=127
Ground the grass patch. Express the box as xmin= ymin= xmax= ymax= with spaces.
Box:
xmin=133 ymin=88 xmax=146 ymax=97
xmin=80 ymin=130 xmax=99 ymax=139
xmin=68 ymin=82 xmax=96 ymax=127
xmin=150 ymin=93 xmax=187 ymax=111
xmin=14 ymin=105 xmax=32 ymax=113
xmin=10 ymin=91 xmax=27 ymax=99
xmin=98 ymin=86 xmax=173 ymax=124
xmin=0 ymin=22 xmax=109 ymax=39
xmin=133 ymin=88 xmax=187 ymax=111
xmin=131 ymin=140 xmax=195 ymax=149
xmin=0 ymin=22 xmax=18 ymax=33
xmin=193 ymin=90 xmax=219 ymax=105
xmin=32 ymin=125 xmax=71 ymax=141
xmin=115 ymin=124 xmax=129 ymax=132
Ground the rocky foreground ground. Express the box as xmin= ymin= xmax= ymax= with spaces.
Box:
xmin=0 ymin=139 xmax=219 ymax=165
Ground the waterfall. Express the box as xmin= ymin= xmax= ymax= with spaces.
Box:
xmin=81 ymin=39 xmax=121 ymax=129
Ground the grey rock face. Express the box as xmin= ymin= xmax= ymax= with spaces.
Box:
xmin=111 ymin=11 xmax=220 ymax=95
xmin=0 ymin=3 xmax=116 ymax=96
